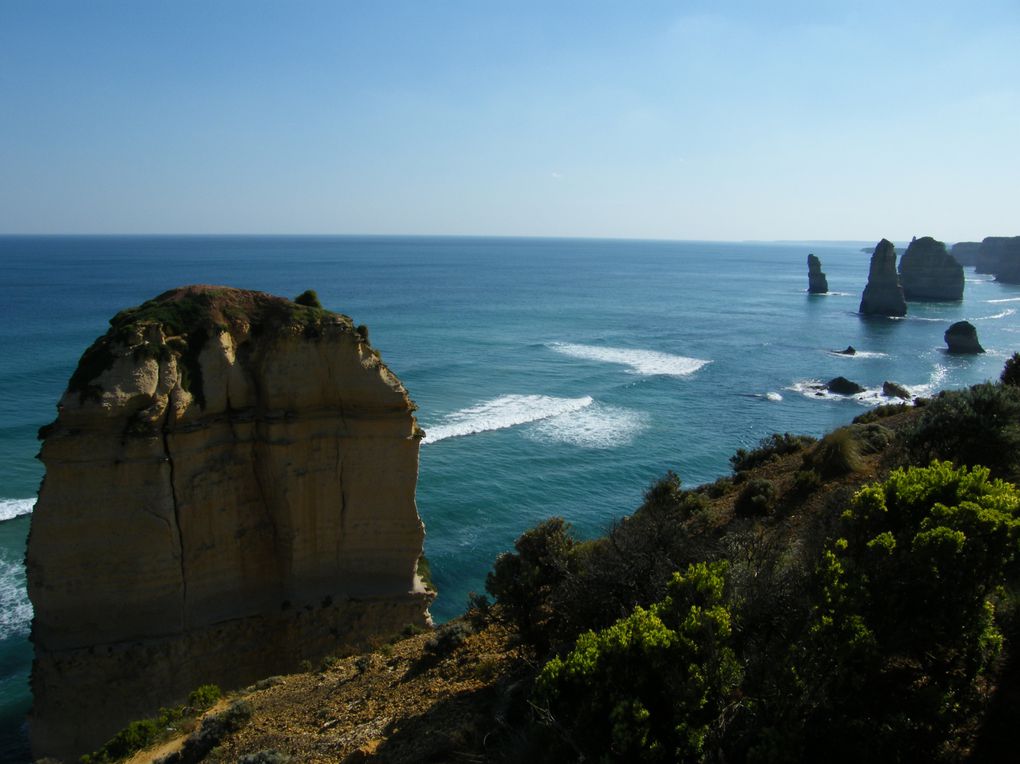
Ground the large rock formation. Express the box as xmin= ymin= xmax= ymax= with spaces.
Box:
xmin=807 ymin=253 xmax=828 ymax=293
xmin=944 ymin=321 xmax=985 ymax=354
xmin=27 ymin=286 xmax=431 ymax=760
xmin=898 ymin=236 xmax=964 ymax=301
xmin=976 ymin=236 xmax=1020 ymax=283
xmin=950 ymin=241 xmax=981 ymax=267
xmin=859 ymin=239 xmax=907 ymax=317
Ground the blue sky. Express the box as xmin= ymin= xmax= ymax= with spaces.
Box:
xmin=1 ymin=1 xmax=1017 ymax=240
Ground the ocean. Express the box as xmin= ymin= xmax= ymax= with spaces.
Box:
xmin=1 ymin=235 xmax=1017 ymax=760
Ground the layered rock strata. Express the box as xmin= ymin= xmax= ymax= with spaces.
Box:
xmin=807 ymin=254 xmax=829 ymax=294
xmin=898 ymin=236 xmax=963 ymax=301
xmin=944 ymin=321 xmax=985 ymax=354
xmin=859 ymin=239 xmax=907 ymax=316
xmin=27 ymin=286 xmax=431 ymax=760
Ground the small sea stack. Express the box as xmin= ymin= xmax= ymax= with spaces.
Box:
xmin=807 ymin=253 xmax=829 ymax=293
xmin=859 ymin=239 xmax=907 ymax=317
xmin=882 ymin=381 xmax=911 ymax=400
xmin=826 ymin=376 xmax=866 ymax=395
xmin=898 ymin=236 xmax=963 ymax=301
xmin=944 ymin=321 xmax=985 ymax=354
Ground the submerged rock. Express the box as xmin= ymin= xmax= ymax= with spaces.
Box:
xmin=898 ymin=236 xmax=963 ymax=301
xmin=826 ymin=376 xmax=866 ymax=395
xmin=944 ymin=321 xmax=985 ymax=354
xmin=27 ymin=286 xmax=432 ymax=760
xmin=882 ymin=381 xmax=911 ymax=400
xmin=807 ymin=253 xmax=829 ymax=294
xmin=859 ymin=239 xmax=907 ymax=317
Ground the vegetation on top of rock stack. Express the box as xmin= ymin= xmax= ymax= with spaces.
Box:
xmin=66 ymin=286 xmax=349 ymax=406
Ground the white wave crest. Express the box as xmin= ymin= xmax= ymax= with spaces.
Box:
xmin=986 ymin=297 xmax=1020 ymax=304
xmin=0 ymin=554 xmax=33 ymax=641
xmin=527 ymin=403 xmax=648 ymax=449
xmin=422 ymin=394 xmax=594 ymax=444
xmin=974 ymin=308 xmax=1017 ymax=320
xmin=828 ymin=350 xmax=889 ymax=359
xmin=0 ymin=499 xmax=34 ymax=523
xmin=549 ymin=343 xmax=710 ymax=376
xmin=765 ymin=392 xmax=783 ymax=402
xmin=789 ymin=364 xmax=946 ymax=407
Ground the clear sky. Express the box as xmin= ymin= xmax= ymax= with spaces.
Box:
xmin=1 ymin=0 xmax=1017 ymax=241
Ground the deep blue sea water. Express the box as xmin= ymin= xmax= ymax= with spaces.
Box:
xmin=1 ymin=235 xmax=1018 ymax=760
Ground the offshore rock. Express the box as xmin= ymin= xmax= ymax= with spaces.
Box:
xmin=950 ymin=241 xmax=981 ymax=267
xmin=882 ymin=381 xmax=911 ymax=400
xmin=976 ymin=236 xmax=1020 ymax=283
xmin=898 ymin=236 xmax=963 ymax=301
xmin=27 ymin=286 xmax=431 ymax=760
xmin=944 ymin=321 xmax=985 ymax=354
xmin=859 ymin=239 xmax=907 ymax=317
xmin=826 ymin=376 xmax=866 ymax=396
xmin=807 ymin=253 xmax=829 ymax=293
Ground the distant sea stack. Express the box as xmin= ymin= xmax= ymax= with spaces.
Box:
xmin=944 ymin=320 xmax=985 ymax=354
xmin=950 ymin=241 xmax=981 ymax=267
xmin=27 ymin=286 xmax=432 ymax=760
xmin=807 ymin=254 xmax=829 ymax=293
xmin=976 ymin=236 xmax=1020 ymax=283
xmin=859 ymin=239 xmax=907 ymax=317
xmin=898 ymin=236 xmax=963 ymax=301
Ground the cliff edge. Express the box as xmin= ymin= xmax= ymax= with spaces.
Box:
xmin=27 ymin=286 xmax=431 ymax=760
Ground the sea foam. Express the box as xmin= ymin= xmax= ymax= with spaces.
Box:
xmin=549 ymin=343 xmax=710 ymax=376
xmin=0 ymin=553 xmax=32 ymax=641
xmin=0 ymin=499 xmax=33 ymax=523
xmin=527 ymin=402 xmax=648 ymax=449
xmin=987 ymin=297 xmax=1020 ymax=304
xmin=789 ymin=364 xmax=947 ymax=406
xmin=422 ymin=394 xmax=594 ymax=444
xmin=974 ymin=308 xmax=1017 ymax=320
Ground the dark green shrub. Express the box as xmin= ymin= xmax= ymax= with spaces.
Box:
xmin=730 ymin=433 xmax=817 ymax=474
xmin=186 ymin=684 xmax=220 ymax=712
xmin=791 ymin=469 xmax=822 ymax=497
xmin=81 ymin=705 xmax=185 ymax=763
xmin=534 ymin=562 xmax=740 ymax=762
xmin=704 ymin=475 xmax=734 ymax=498
xmin=853 ymin=402 xmax=910 ymax=424
xmin=802 ymin=427 xmax=863 ymax=477
xmin=424 ymin=620 xmax=475 ymax=657
xmin=906 ymin=382 xmax=1020 ymax=482
xmin=1002 ymin=352 xmax=1020 ymax=387
xmin=293 ymin=289 xmax=322 ymax=308
xmin=239 ymin=751 xmax=291 ymax=764
xmin=735 ymin=478 xmax=777 ymax=517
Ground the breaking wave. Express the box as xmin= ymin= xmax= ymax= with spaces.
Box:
xmin=788 ymin=365 xmax=947 ymax=407
xmin=987 ymin=297 xmax=1020 ymax=304
xmin=527 ymin=402 xmax=649 ymax=449
xmin=422 ymin=394 xmax=594 ymax=444
xmin=549 ymin=343 xmax=710 ymax=376
xmin=0 ymin=499 xmax=33 ymax=523
xmin=827 ymin=350 xmax=888 ymax=359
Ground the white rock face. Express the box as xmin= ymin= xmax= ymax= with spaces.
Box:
xmin=27 ymin=286 xmax=431 ymax=760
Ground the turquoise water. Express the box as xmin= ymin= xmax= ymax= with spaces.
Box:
xmin=1 ymin=236 xmax=1017 ymax=760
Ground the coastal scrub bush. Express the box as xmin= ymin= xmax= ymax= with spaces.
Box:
xmin=293 ymin=289 xmax=322 ymax=308
xmin=1002 ymin=352 xmax=1020 ymax=387
xmin=534 ymin=561 xmax=739 ymax=762
xmin=81 ymin=705 xmax=184 ymax=763
xmin=186 ymin=684 xmax=221 ymax=712
xmin=789 ymin=462 xmax=1020 ymax=761
xmin=906 ymin=382 xmax=1020 ymax=482
xmin=790 ymin=469 xmax=822 ymax=497
xmin=170 ymin=700 xmax=254 ymax=764
xmin=735 ymin=478 xmax=777 ymax=517
xmin=802 ymin=427 xmax=863 ymax=477
xmin=238 ymin=751 xmax=291 ymax=764
xmin=730 ymin=433 xmax=817 ymax=474
xmin=852 ymin=402 xmax=910 ymax=425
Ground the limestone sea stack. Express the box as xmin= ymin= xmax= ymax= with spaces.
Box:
xmin=976 ymin=236 xmax=1020 ymax=283
xmin=807 ymin=253 xmax=829 ymax=293
xmin=944 ymin=320 xmax=985 ymax=354
xmin=950 ymin=241 xmax=981 ymax=267
xmin=27 ymin=286 xmax=432 ymax=760
xmin=898 ymin=236 xmax=964 ymax=301
xmin=859 ymin=239 xmax=907 ymax=317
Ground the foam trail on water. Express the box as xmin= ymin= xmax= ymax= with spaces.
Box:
xmin=975 ymin=308 xmax=1017 ymax=320
xmin=987 ymin=297 xmax=1020 ymax=304
xmin=422 ymin=394 xmax=594 ymax=444
xmin=0 ymin=553 xmax=33 ymax=641
xmin=528 ymin=403 xmax=648 ymax=449
xmin=0 ymin=499 xmax=34 ymax=523
xmin=549 ymin=343 xmax=710 ymax=376
xmin=828 ymin=350 xmax=888 ymax=359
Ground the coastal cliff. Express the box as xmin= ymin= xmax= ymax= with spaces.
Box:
xmin=898 ymin=236 xmax=964 ymax=301
xmin=859 ymin=239 xmax=907 ymax=316
xmin=950 ymin=241 xmax=981 ymax=267
xmin=27 ymin=286 xmax=431 ymax=760
xmin=976 ymin=236 xmax=1020 ymax=283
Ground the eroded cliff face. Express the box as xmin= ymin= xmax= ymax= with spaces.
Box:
xmin=859 ymin=239 xmax=907 ymax=317
xmin=898 ymin=236 xmax=963 ymax=301
xmin=27 ymin=286 xmax=431 ymax=760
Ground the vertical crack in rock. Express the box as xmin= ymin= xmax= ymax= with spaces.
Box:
xmin=161 ymin=406 xmax=188 ymax=630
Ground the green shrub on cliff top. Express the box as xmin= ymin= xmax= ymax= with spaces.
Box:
xmin=730 ymin=432 xmax=817 ymax=474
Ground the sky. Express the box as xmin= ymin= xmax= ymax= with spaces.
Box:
xmin=1 ymin=0 xmax=1018 ymax=241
